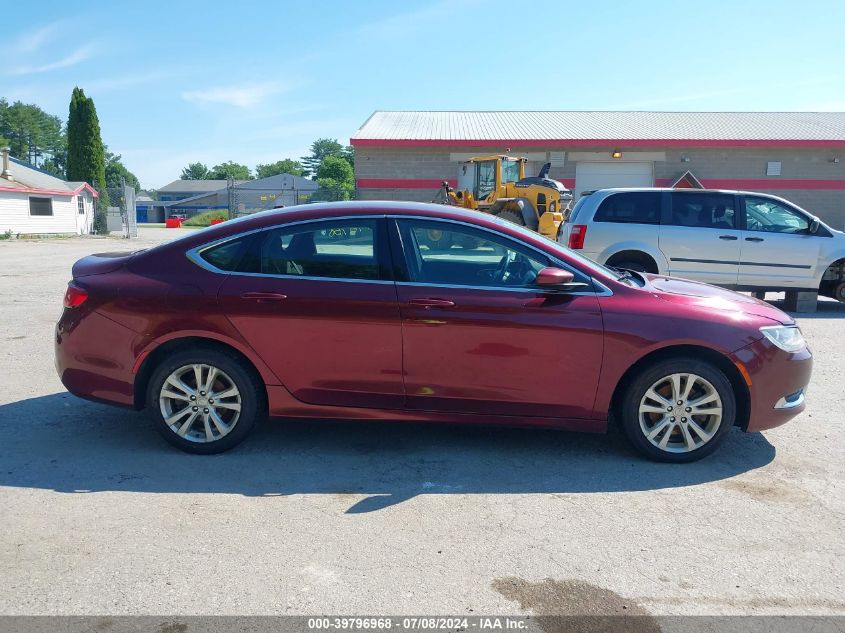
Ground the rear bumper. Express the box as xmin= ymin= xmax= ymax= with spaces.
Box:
xmin=730 ymin=338 xmax=813 ymax=432
xmin=55 ymin=308 xmax=141 ymax=407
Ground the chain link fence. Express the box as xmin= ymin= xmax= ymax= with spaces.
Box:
xmin=102 ymin=181 xmax=138 ymax=237
xmin=226 ymin=181 xmax=356 ymax=218
xmin=161 ymin=181 xmax=358 ymax=222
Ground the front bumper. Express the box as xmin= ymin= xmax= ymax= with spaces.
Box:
xmin=730 ymin=338 xmax=813 ymax=432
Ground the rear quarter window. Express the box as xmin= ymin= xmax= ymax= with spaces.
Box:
xmin=199 ymin=235 xmax=253 ymax=271
xmin=593 ymin=192 xmax=661 ymax=224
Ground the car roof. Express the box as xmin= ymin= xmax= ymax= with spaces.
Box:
xmin=583 ymin=187 xmax=756 ymax=195
xmin=225 ymin=200 xmax=502 ymax=225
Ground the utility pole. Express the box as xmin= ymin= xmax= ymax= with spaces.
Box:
xmin=227 ymin=176 xmax=234 ymax=220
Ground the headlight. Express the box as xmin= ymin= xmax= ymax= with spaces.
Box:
xmin=760 ymin=325 xmax=806 ymax=352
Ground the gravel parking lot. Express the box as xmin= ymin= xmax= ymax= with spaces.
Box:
xmin=0 ymin=227 xmax=843 ymax=617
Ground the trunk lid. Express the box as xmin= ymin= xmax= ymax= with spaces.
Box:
xmin=72 ymin=251 xmax=141 ymax=278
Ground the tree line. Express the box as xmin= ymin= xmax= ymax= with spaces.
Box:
xmin=0 ymin=96 xmax=140 ymax=193
xmin=179 ymin=138 xmax=356 ymax=200
xmin=1 ymin=94 xmax=358 ymax=207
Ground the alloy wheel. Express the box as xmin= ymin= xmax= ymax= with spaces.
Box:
xmin=159 ymin=363 xmax=242 ymax=443
xmin=638 ymin=372 xmax=723 ymax=453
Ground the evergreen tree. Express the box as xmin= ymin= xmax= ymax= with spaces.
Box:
xmin=66 ymin=88 xmax=83 ymax=179
xmin=67 ymin=87 xmax=109 ymax=232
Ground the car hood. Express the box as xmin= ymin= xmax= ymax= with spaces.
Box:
xmin=645 ymin=275 xmax=794 ymax=325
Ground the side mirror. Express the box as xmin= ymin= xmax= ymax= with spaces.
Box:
xmin=809 ymin=217 xmax=820 ymax=234
xmin=536 ymin=267 xmax=575 ymax=286
xmin=535 ymin=267 xmax=590 ymax=292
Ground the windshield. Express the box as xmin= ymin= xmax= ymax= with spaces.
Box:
xmin=475 ymin=161 xmax=497 ymax=200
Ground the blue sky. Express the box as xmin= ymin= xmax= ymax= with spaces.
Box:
xmin=4 ymin=0 xmax=845 ymax=189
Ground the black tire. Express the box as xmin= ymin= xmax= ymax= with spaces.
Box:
xmin=619 ymin=357 xmax=736 ymax=463
xmin=146 ymin=347 xmax=264 ymax=454
xmin=497 ymin=210 xmax=526 ymax=226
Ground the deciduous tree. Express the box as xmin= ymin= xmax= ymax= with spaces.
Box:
xmin=313 ymin=155 xmax=355 ymax=201
xmin=255 ymin=158 xmax=305 ymax=179
xmin=207 ymin=161 xmax=252 ymax=180
xmin=105 ymin=150 xmax=141 ymax=190
xmin=180 ymin=162 xmax=210 ymax=180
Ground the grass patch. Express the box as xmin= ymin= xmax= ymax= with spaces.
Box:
xmin=183 ymin=210 xmax=229 ymax=227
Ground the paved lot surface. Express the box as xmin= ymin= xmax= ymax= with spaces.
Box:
xmin=0 ymin=227 xmax=843 ymax=617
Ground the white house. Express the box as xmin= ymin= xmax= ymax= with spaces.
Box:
xmin=0 ymin=148 xmax=98 ymax=235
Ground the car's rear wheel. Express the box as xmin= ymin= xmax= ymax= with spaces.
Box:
xmin=619 ymin=358 xmax=735 ymax=462
xmin=146 ymin=348 xmax=263 ymax=454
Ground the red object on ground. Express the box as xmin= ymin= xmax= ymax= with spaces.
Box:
xmin=165 ymin=218 xmax=182 ymax=228
xmin=210 ymin=218 xmax=226 ymax=225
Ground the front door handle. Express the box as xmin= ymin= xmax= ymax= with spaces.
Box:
xmin=408 ymin=298 xmax=456 ymax=308
xmin=718 ymin=235 xmax=738 ymax=240
xmin=240 ymin=292 xmax=288 ymax=302
xmin=745 ymin=237 xmax=765 ymax=242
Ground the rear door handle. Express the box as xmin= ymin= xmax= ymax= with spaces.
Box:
xmin=240 ymin=292 xmax=288 ymax=302
xmin=745 ymin=237 xmax=765 ymax=242
xmin=718 ymin=235 xmax=738 ymax=240
xmin=408 ymin=298 xmax=456 ymax=308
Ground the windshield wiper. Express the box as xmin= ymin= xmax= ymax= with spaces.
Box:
xmin=610 ymin=266 xmax=634 ymax=281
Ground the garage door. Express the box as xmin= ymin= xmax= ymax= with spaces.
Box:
xmin=574 ymin=162 xmax=653 ymax=199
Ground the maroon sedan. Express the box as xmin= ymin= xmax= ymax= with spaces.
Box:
xmin=55 ymin=202 xmax=812 ymax=462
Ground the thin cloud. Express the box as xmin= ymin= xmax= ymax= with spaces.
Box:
xmin=357 ymin=0 xmax=480 ymax=39
xmin=181 ymin=81 xmax=291 ymax=108
xmin=85 ymin=70 xmax=177 ymax=93
xmin=11 ymin=44 xmax=96 ymax=76
xmin=14 ymin=22 xmax=64 ymax=53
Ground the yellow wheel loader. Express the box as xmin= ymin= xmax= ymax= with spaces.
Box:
xmin=434 ymin=155 xmax=573 ymax=241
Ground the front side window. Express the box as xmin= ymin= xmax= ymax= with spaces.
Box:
xmin=744 ymin=196 xmax=810 ymax=234
xmin=475 ymin=161 xmax=497 ymax=201
xmin=594 ymin=192 xmax=660 ymax=224
xmin=77 ymin=196 xmax=85 ymax=215
xmin=397 ymin=219 xmax=552 ymax=288
xmin=668 ymin=193 xmax=736 ymax=229
xmin=199 ymin=219 xmax=381 ymax=280
xmin=29 ymin=197 xmax=53 ymax=216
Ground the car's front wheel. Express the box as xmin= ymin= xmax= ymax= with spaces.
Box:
xmin=146 ymin=348 xmax=264 ymax=454
xmin=619 ymin=358 xmax=736 ymax=462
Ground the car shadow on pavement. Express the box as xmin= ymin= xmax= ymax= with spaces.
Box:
xmin=0 ymin=392 xmax=776 ymax=513
xmin=771 ymin=297 xmax=845 ymax=319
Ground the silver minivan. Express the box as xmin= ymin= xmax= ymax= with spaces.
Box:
xmin=559 ymin=188 xmax=845 ymax=302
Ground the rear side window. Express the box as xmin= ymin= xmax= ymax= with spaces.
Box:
xmin=593 ymin=192 xmax=660 ymax=224
xmin=668 ymin=193 xmax=736 ymax=229
xmin=200 ymin=219 xmax=382 ymax=280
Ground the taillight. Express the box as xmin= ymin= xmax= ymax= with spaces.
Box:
xmin=568 ymin=224 xmax=587 ymax=249
xmin=63 ymin=283 xmax=89 ymax=308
